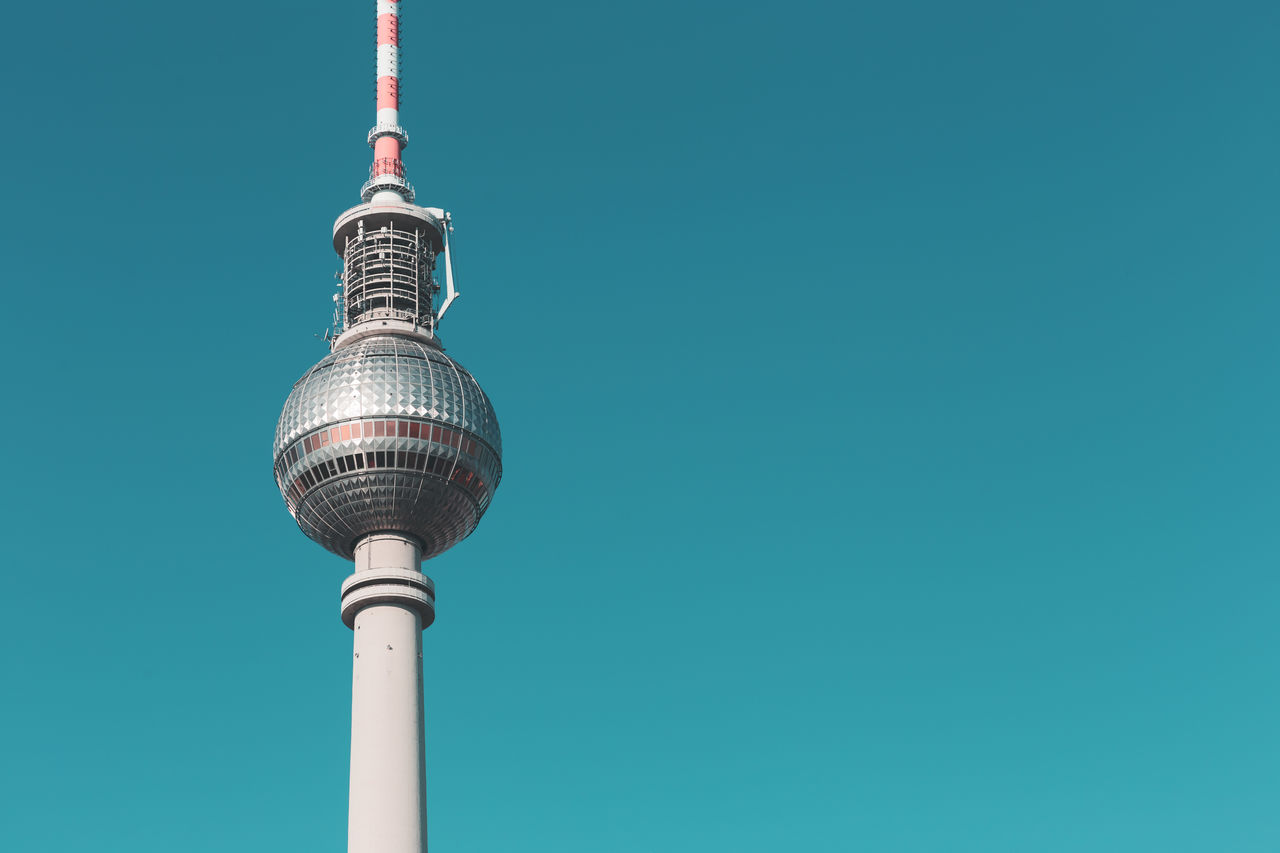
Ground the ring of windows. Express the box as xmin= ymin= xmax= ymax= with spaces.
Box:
xmin=280 ymin=418 xmax=494 ymax=466
xmin=281 ymin=447 xmax=490 ymax=514
xmin=275 ymin=417 xmax=499 ymax=514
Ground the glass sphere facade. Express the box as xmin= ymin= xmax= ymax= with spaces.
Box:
xmin=274 ymin=334 xmax=502 ymax=560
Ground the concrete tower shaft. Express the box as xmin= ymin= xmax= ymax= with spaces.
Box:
xmin=344 ymin=534 xmax=432 ymax=853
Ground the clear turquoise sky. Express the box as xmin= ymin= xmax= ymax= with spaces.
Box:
xmin=1 ymin=1 xmax=1278 ymax=850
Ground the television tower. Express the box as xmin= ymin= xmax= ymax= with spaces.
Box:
xmin=272 ymin=2 xmax=502 ymax=851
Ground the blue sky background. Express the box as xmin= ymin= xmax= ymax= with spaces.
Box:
xmin=1 ymin=1 xmax=1278 ymax=850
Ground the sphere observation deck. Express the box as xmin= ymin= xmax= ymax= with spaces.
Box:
xmin=274 ymin=334 xmax=502 ymax=560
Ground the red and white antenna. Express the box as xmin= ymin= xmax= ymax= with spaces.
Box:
xmin=333 ymin=0 xmax=462 ymax=346
xmin=362 ymin=0 xmax=413 ymax=203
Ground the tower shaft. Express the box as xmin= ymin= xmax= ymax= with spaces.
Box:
xmin=343 ymin=534 xmax=435 ymax=853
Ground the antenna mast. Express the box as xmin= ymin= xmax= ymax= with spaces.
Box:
xmin=363 ymin=0 xmax=412 ymax=203
xmin=329 ymin=0 xmax=466 ymax=349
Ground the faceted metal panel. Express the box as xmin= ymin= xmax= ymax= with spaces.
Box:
xmin=275 ymin=335 xmax=501 ymax=456
xmin=298 ymin=475 xmax=479 ymax=561
xmin=274 ymin=334 xmax=502 ymax=560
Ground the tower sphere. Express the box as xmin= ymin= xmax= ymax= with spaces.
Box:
xmin=274 ymin=333 xmax=502 ymax=560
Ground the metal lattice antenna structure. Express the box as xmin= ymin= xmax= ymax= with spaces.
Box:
xmin=330 ymin=0 xmax=461 ymax=346
xmin=272 ymin=3 xmax=501 ymax=852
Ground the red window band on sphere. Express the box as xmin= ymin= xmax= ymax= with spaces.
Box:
xmin=287 ymin=422 xmax=493 ymax=494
